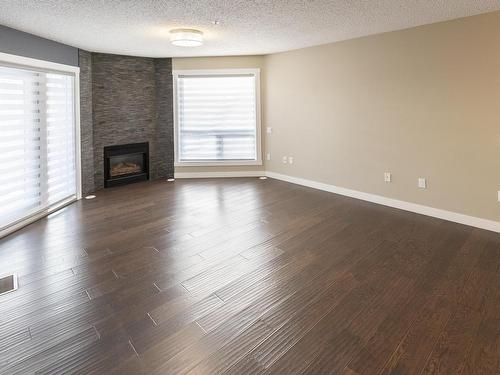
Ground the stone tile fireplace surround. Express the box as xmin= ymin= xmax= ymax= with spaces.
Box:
xmin=79 ymin=51 xmax=174 ymax=194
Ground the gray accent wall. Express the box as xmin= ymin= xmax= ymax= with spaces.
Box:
xmin=154 ymin=59 xmax=175 ymax=179
xmin=0 ymin=25 xmax=79 ymax=66
xmin=81 ymin=52 xmax=174 ymax=191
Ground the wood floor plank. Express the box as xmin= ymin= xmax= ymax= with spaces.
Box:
xmin=0 ymin=178 xmax=497 ymax=374
xmin=258 ymin=241 xmax=407 ymax=374
xmin=237 ymin=272 xmax=358 ymax=373
xmin=343 ymin=227 xmax=472 ymax=374
xmin=0 ymin=327 xmax=99 ymax=375
xmin=0 ymin=328 xmax=30 ymax=355
xmin=133 ymin=322 xmax=206 ymax=373
xmin=420 ymin=304 xmax=483 ymax=375
xmin=461 ymin=268 xmax=500 ymax=375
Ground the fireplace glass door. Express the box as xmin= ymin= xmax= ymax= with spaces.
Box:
xmin=109 ymin=153 xmax=145 ymax=177
xmin=103 ymin=142 xmax=149 ymax=187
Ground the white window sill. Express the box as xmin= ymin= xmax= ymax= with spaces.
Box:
xmin=175 ymin=160 xmax=263 ymax=167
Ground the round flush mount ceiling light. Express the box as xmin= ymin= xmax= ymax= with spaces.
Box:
xmin=170 ymin=29 xmax=203 ymax=47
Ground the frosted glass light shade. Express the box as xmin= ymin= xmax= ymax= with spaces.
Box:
xmin=170 ymin=29 xmax=203 ymax=47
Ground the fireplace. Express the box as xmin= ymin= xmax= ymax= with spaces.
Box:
xmin=104 ymin=142 xmax=149 ymax=187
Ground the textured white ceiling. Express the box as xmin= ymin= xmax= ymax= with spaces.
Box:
xmin=1 ymin=1 xmax=499 ymax=57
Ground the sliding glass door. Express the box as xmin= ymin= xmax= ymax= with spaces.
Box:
xmin=0 ymin=62 xmax=77 ymax=233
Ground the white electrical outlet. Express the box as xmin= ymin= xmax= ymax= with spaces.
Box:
xmin=282 ymin=156 xmax=287 ymax=164
xmin=266 ymin=153 xmax=271 ymax=161
xmin=266 ymin=127 xmax=273 ymax=135
xmin=384 ymin=172 xmax=391 ymax=182
xmin=497 ymin=191 xmax=500 ymax=202
xmin=418 ymin=178 xmax=427 ymax=189
xmin=288 ymin=156 xmax=294 ymax=164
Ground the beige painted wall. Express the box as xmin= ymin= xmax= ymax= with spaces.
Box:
xmin=172 ymin=56 xmax=266 ymax=174
xmin=264 ymin=12 xmax=500 ymax=221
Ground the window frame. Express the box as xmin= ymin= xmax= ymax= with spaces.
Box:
xmin=173 ymin=68 xmax=262 ymax=167
xmin=0 ymin=52 xmax=81 ymax=238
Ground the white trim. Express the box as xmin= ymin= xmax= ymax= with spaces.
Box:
xmin=172 ymin=68 xmax=262 ymax=167
xmin=175 ymin=171 xmax=264 ymax=179
xmin=174 ymin=160 xmax=262 ymax=167
xmin=265 ymin=171 xmax=500 ymax=234
xmin=0 ymin=52 xmax=80 ymax=74
xmin=74 ymin=71 xmax=82 ymax=200
xmin=0 ymin=196 xmax=77 ymax=239
xmin=174 ymin=68 xmax=259 ymax=76
xmin=173 ymin=69 xmax=179 ymax=164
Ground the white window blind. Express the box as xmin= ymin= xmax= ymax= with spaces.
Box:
xmin=175 ymin=71 xmax=260 ymax=164
xmin=0 ymin=64 xmax=76 ymax=231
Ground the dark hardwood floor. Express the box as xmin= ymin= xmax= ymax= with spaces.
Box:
xmin=0 ymin=178 xmax=498 ymax=374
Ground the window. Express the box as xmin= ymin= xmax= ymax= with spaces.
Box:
xmin=0 ymin=54 xmax=79 ymax=234
xmin=174 ymin=69 xmax=261 ymax=166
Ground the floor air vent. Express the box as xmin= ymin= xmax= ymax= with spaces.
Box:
xmin=0 ymin=274 xmax=18 ymax=296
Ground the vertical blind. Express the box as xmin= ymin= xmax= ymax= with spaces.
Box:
xmin=0 ymin=64 xmax=76 ymax=230
xmin=176 ymin=73 xmax=258 ymax=162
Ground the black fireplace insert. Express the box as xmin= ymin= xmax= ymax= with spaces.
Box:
xmin=104 ymin=142 xmax=149 ymax=187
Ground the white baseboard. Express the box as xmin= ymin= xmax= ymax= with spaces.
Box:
xmin=172 ymin=169 xmax=500 ymax=233
xmin=265 ymin=171 xmax=500 ymax=233
xmin=175 ymin=171 xmax=264 ymax=179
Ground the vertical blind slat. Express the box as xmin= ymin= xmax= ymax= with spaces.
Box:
xmin=0 ymin=65 xmax=76 ymax=229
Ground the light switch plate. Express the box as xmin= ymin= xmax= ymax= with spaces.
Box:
xmin=418 ymin=178 xmax=426 ymax=189
xmin=384 ymin=172 xmax=391 ymax=182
